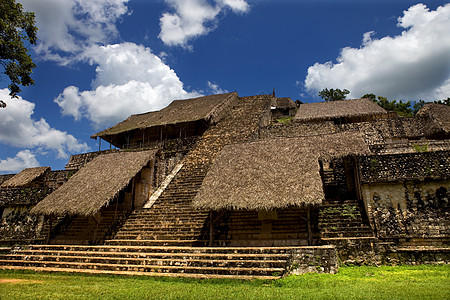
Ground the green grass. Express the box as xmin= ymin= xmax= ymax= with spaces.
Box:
xmin=1 ymin=265 xmax=449 ymax=299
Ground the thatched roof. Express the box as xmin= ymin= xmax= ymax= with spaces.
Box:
xmin=193 ymin=131 xmax=369 ymax=210
xmin=295 ymin=98 xmax=387 ymax=122
xmin=31 ymin=150 xmax=156 ymax=217
xmin=271 ymin=97 xmax=296 ymax=109
xmin=417 ymin=103 xmax=450 ymax=137
xmin=92 ymin=92 xmax=238 ymax=139
xmin=0 ymin=167 xmax=50 ymax=188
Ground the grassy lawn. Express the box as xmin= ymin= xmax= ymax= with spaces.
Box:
xmin=0 ymin=265 xmax=449 ymax=299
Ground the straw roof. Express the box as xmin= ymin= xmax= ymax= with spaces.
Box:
xmin=193 ymin=131 xmax=369 ymax=210
xmin=92 ymin=92 xmax=238 ymax=139
xmin=417 ymin=103 xmax=450 ymax=137
xmin=295 ymin=98 xmax=387 ymax=122
xmin=31 ymin=150 xmax=156 ymax=217
xmin=272 ymin=97 xmax=296 ymax=109
xmin=0 ymin=167 xmax=50 ymax=188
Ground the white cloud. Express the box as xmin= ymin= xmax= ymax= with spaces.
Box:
xmin=0 ymin=150 xmax=39 ymax=174
xmin=218 ymin=0 xmax=249 ymax=13
xmin=55 ymin=43 xmax=201 ymax=129
xmin=207 ymin=81 xmax=228 ymax=94
xmin=0 ymin=89 xmax=89 ymax=159
xmin=19 ymin=0 xmax=129 ymax=63
xmin=304 ymin=3 xmax=450 ymax=101
xmin=159 ymin=0 xmax=249 ymax=48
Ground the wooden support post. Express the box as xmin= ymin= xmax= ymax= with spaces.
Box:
xmin=92 ymin=212 xmax=102 ymax=244
xmin=98 ymin=138 xmax=101 ymax=152
xmin=46 ymin=217 xmax=53 ymax=244
xmin=209 ymin=210 xmax=214 ymax=246
xmin=307 ymin=206 xmax=313 ymax=246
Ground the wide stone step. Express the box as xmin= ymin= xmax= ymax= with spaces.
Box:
xmin=119 ymin=226 xmax=203 ymax=232
xmin=2 ymin=254 xmax=287 ymax=269
xmin=318 ymin=221 xmax=367 ymax=227
xmin=21 ymin=244 xmax=295 ymax=255
xmin=105 ymin=239 xmax=207 ymax=246
xmin=7 ymin=249 xmax=290 ymax=260
xmin=0 ymin=259 xmax=284 ymax=276
xmin=113 ymin=234 xmax=203 ymax=240
xmin=0 ymin=265 xmax=280 ymax=280
xmin=320 ymin=231 xmax=374 ymax=238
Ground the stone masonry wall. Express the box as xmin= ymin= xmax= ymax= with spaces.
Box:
xmin=0 ymin=170 xmax=70 ymax=243
xmin=358 ymin=151 xmax=450 ymax=183
xmin=287 ymin=246 xmax=339 ymax=274
xmin=65 ymin=150 xmax=119 ymax=170
xmin=361 ymin=180 xmax=450 ymax=239
xmin=260 ymin=121 xmax=336 ymax=138
xmin=0 ymin=187 xmax=54 ymax=207
xmin=0 ymin=174 xmax=14 ymax=185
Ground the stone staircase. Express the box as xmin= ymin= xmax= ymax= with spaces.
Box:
xmin=109 ymin=164 xmax=210 ymax=247
xmin=50 ymin=202 xmax=129 ymax=245
xmin=318 ymin=198 xmax=374 ymax=238
xmin=108 ymin=95 xmax=271 ymax=249
xmin=0 ymin=244 xmax=289 ymax=279
xmin=0 ymin=95 xmax=281 ymax=279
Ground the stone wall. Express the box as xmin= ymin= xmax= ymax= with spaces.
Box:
xmin=65 ymin=150 xmax=119 ymax=170
xmin=0 ymin=174 xmax=14 ymax=185
xmin=287 ymin=245 xmax=339 ymax=274
xmin=0 ymin=170 xmax=70 ymax=243
xmin=0 ymin=210 xmax=45 ymax=243
xmin=260 ymin=121 xmax=336 ymax=138
xmin=321 ymin=237 xmax=381 ymax=265
xmin=0 ymin=187 xmax=54 ymax=207
xmin=361 ymin=180 xmax=449 ymax=239
xmin=341 ymin=117 xmax=426 ymax=145
xmin=359 ymin=151 xmax=450 ymax=183
xmin=369 ymin=139 xmax=450 ymax=154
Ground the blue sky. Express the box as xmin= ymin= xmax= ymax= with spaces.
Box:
xmin=1 ymin=0 xmax=449 ymax=173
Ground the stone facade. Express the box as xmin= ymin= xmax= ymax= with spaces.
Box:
xmin=359 ymin=151 xmax=450 ymax=183
xmin=287 ymin=245 xmax=339 ymax=274
xmin=361 ymin=180 xmax=449 ymax=239
xmin=0 ymin=170 xmax=71 ymax=244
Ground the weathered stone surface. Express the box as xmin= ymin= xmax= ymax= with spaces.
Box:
xmin=362 ymin=180 xmax=450 ymax=239
xmin=359 ymin=151 xmax=450 ymax=183
xmin=287 ymin=246 xmax=339 ymax=274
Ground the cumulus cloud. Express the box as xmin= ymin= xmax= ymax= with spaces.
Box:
xmin=0 ymin=150 xmax=39 ymax=174
xmin=55 ymin=43 xmax=201 ymax=128
xmin=207 ymin=81 xmax=228 ymax=94
xmin=0 ymin=89 xmax=89 ymax=159
xmin=19 ymin=0 xmax=129 ymax=63
xmin=304 ymin=3 xmax=450 ymax=101
xmin=159 ymin=0 xmax=249 ymax=48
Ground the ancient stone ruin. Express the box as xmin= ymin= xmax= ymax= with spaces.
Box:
xmin=0 ymin=92 xmax=449 ymax=279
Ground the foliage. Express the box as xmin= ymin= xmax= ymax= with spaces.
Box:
xmin=318 ymin=88 xmax=350 ymax=102
xmin=0 ymin=0 xmax=37 ymax=104
xmin=411 ymin=143 xmax=429 ymax=153
xmin=1 ymin=265 xmax=449 ymax=299
xmin=434 ymin=97 xmax=450 ymax=106
xmin=275 ymin=116 xmax=293 ymax=125
xmin=362 ymin=94 xmax=425 ymax=117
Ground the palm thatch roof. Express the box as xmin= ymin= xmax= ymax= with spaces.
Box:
xmin=92 ymin=92 xmax=238 ymax=139
xmin=31 ymin=150 xmax=156 ymax=217
xmin=295 ymin=98 xmax=387 ymax=122
xmin=271 ymin=97 xmax=296 ymax=109
xmin=0 ymin=167 xmax=50 ymax=188
xmin=417 ymin=103 xmax=450 ymax=137
xmin=193 ymin=131 xmax=369 ymax=210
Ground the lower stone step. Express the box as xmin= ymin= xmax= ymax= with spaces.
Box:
xmin=105 ymin=239 xmax=209 ymax=247
xmin=0 ymin=265 xmax=280 ymax=280
xmin=1 ymin=255 xmax=286 ymax=269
